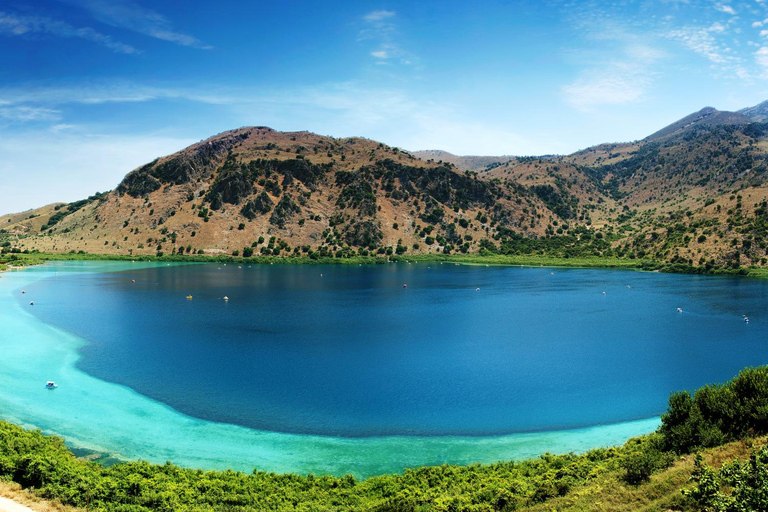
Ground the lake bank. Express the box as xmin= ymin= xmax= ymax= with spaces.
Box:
xmin=3 ymin=250 xmax=766 ymax=278
xmin=0 ymin=261 xmax=667 ymax=478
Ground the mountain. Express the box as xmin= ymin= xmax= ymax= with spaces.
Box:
xmin=644 ymin=107 xmax=753 ymax=141
xmin=4 ymin=103 xmax=768 ymax=271
xmin=411 ymin=150 xmax=514 ymax=172
xmin=4 ymin=127 xmax=584 ymax=260
xmin=739 ymin=100 xmax=768 ymax=122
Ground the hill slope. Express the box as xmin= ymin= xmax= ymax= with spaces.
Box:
xmin=4 ymin=103 xmax=768 ymax=270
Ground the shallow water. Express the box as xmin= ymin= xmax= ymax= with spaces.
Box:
xmin=1 ymin=261 xmax=765 ymax=476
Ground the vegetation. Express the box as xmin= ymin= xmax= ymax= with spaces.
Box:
xmin=0 ymin=367 xmax=768 ymax=510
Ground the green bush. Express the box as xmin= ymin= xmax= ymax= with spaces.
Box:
xmin=660 ymin=367 xmax=768 ymax=454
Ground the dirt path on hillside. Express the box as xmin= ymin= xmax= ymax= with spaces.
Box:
xmin=0 ymin=497 xmax=38 ymax=512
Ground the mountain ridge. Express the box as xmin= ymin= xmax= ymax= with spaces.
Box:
xmin=3 ymin=101 xmax=768 ymax=270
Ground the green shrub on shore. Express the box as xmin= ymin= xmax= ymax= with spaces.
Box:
xmin=0 ymin=419 xmax=634 ymax=512
xmin=659 ymin=366 xmax=768 ymax=454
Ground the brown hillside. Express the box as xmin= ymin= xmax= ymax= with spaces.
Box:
xmin=5 ymin=111 xmax=768 ymax=269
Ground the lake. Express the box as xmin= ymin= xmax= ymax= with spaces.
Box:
xmin=0 ymin=261 xmax=765 ymax=476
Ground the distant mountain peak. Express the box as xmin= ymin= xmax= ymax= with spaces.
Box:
xmin=645 ymin=106 xmax=752 ymax=141
xmin=739 ymin=100 xmax=768 ymax=122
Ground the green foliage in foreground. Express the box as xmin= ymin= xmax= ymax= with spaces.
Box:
xmin=6 ymin=366 xmax=768 ymax=511
xmin=1 ymin=320 xmax=768 ymax=511
xmin=0 ymin=419 xmax=645 ymax=512
xmin=686 ymin=447 xmax=768 ymax=512
xmin=659 ymin=366 xmax=768 ymax=454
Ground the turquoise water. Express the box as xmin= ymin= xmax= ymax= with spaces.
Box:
xmin=1 ymin=261 xmax=765 ymax=477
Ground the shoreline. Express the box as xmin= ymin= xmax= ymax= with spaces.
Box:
xmin=3 ymin=250 xmax=766 ymax=278
xmin=0 ymin=261 xmax=664 ymax=478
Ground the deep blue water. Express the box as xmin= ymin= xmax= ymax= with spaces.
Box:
xmin=21 ymin=263 xmax=768 ymax=437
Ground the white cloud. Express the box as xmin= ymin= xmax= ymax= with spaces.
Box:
xmin=62 ymin=0 xmax=211 ymax=49
xmin=665 ymin=25 xmax=734 ymax=63
xmin=0 ymin=106 xmax=61 ymax=122
xmin=358 ymin=9 xmax=415 ymax=66
xmin=0 ymin=81 xmax=238 ymax=108
xmin=0 ymin=11 xmax=138 ymax=53
xmin=562 ymin=42 xmax=662 ymax=110
xmin=756 ymin=46 xmax=768 ymax=69
xmin=714 ymin=3 xmax=736 ymax=15
xmin=563 ymin=66 xmax=651 ymax=110
xmin=709 ymin=22 xmax=727 ymax=33
xmin=363 ymin=10 xmax=395 ymax=22
xmin=753 ymin=21 xmax=763 ymax=27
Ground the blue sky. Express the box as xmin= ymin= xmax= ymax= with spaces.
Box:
xmin=3 ymin=0 xmax=768 ymax=214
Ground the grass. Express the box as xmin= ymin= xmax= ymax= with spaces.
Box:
xmin=519 ymin=438 xmax=763 ymax=512
xmin=0 ymin=481 xmax=81 ymax=512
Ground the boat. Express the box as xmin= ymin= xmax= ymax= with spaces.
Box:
xmin=223 ymin=296 xmax=229 ymax=301
xmin=186 ymin=295 xmax=193 ymax=300
xmin=45 ymin=381 xmax=57 ymax=389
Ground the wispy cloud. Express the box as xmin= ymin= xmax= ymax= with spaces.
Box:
xmin=0 ymin=81 xmax=237 ymax=109
xmin=714 ymin=3 xmax=736 ymax=15
xmin=0 ymin=11 xmax=138 ymax=54
xmin=62 ymin=0 xmax=211 ymax=49
xmin=359 ymin=9 xmax=414 ymax=65
xmin=563 ymin=62 xmax=653 ymax=110
xmin=363 ymin=10 xmax=395 ymax=23
xmin=755 ymin=46 xmax=768 ymax=77
xmin=562 ymin=40 xmax=663 ymax=110
xmin=0 ymin=106 xmax=61 ymax=122
xmin=665 ymin=22 xmax=737 ymax=64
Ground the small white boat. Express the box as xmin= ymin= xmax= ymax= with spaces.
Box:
xmin=29 ymin=301 xmax=35 ymax=306
xmin=223 ymin=296 xmax=229 ymax=301
xmin=677 ymin=307 xmax=683 ymax=313
xmin=45 ymin=381 xmax=57 ymax=389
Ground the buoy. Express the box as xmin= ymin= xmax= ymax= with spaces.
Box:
xmin=403 ymin=284 xmax=407 ymax=289
xmin=602 ymin=291 xmax=606 ymax=295
xmin=476 ymin=288 xmax=480 ymax=292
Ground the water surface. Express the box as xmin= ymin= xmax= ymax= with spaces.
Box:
xmin=1 ymin=261 xmax=765 ymax=476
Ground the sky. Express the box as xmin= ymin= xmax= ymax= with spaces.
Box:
xmin=3 ymin=0 xmax=768 ymax=214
